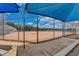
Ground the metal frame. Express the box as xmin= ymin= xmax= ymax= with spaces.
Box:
xmin=53 ymin=19 xmax=55 ymax=39
xmin=70 ymin=24 xmax=73 ymax=35
xmin=22 ymin=4 xmax=27 ymax=49
xmin=67 ymin=23 xmax=69 ymax=35
xmin=66 ymin=23 xmax=68 ymax=36
xmin=62 ymin=22 xmax=65 ymax=37
xmin=69 ymin=24 xmax=71 ymax=35
xmin=67 ymin=23 xmax=70 ymax=35
xmin=18 ymin=17 xmax=20 ymax=42
xmin=36 ymin=16 xmax=39 ymax=44
xmin=74 ymin=26 xmax=76 ymax=35
xmin=2 ymin=14 xmax=4 ymax=40
xmin=22 ymin=3 xmax=79 ymax=49
xmin=23 ymin=14 xmax=26 ymax=49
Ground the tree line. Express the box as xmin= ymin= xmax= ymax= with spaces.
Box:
xmin=6 ymin=22 xmax=74 ymax=31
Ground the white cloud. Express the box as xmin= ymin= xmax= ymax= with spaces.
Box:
xmin=39 ymin=24 xmax=50 ymax=28
xmin=37 ymin=16 xmax=63 ymax=29
xmin=27 ymin=22 xmax=33 ymax=25
xmin=5 ymin=13 xmax=11 ymax=16
xmin=39 ymin=17 xmax=54 ymax=22
xmin=34 ymin=16 xmax=75 ymax=29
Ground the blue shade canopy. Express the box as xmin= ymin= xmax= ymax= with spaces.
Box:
xmin=0 ymin=3 xmax=19 ymax=13
xmin=26 ymin=3 xmax=79 ymax=22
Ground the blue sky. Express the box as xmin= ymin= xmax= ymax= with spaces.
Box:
xmin=5 ymin=13 xmax=37 ymax=25
xmin=0 ymin=3 xmax=78 ymax=29
xmin=5 ymin=13 xmax=66 ymax=29
xmin=3 ymin=4 xmax=63 ymax=29
xmin=2 ymin=3 xmax=77 ymax=29
xmin=5 ymin=4 xmax=37 ymax=26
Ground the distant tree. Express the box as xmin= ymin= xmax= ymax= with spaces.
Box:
xmin=6 ymin=22 xmax=22 ymax=31
xmin=6 ymin=22 xmax=65 ymax=31
xmin=15 ymin=24 xmax=22 ymax=31
xmin=24 ymin=25 xmax=34 ymax=31
xmin=6 ymin=22 xmax=16 ymax=28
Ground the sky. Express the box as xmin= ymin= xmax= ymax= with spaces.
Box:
xmin=1 ymin=3 xmax=63 ymax=29
xmin=5 ymin=13 xmax=72 ymax=29
xmin=5 ymin=12 xmax=64 ymax=29
xmin=0 ymin=3 xmax=78 ymax=29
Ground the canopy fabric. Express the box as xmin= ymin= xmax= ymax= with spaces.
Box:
xmin=26 ymin=3 xmax=79 ymax=22
xmin=0 ymin=3 xmax=19 ymax=13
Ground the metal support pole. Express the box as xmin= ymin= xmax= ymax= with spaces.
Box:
xmin=2 ymin=14 xmax=4 ymax=40
xmin=67 ymin=24 xmax=69 ymax=35
xmin=73 ymin=29 xmax=74 ymax=35
xmin=73 ymin=26 xmax=75 ymax=35
xmin=70 ymin=25 xmax=71 ymax=35
xmin=73 ymin=28 xmax=75 ymax=35
xmin=22 ymin=4 xmax=30 ymax=49
xmin=72 ymin=28 xmax=73 ymax=35
xmin=66 ymin=23 xmax=69 ymax=35
xmin=23 ymin=15 xmax=25 ymax=49
xmin=75 ymin=26 xmax=76 ymax=35
xmin=22 ymin=4 xmax=27 ymax=49
xmin=74 ymin=28 xmax=75 ymax=35
xmin=72 ymin=26 xmax=74 ymax=35
xmin=70 ymin=24 xmax=72 ymax=35
xmin=69 ymin=24 xmax=71 ymax=35
xmin=18 ymin=18 xmax=19 ymax=42
xmin=53 ymin=19 xmax=55 ymax=39
xmin=62 ymin=22 xmax=65 ymax=37
xmin=66 ymin=23 xmax=68 ymax=36
xmin=74 ymin=26 xmax=77 ymax=39
xmin=37 ymin=17 xmax=39 ymax=44
xmin=68 ymin=24 xmax=69 ymax=35
xmin=65 ymin=23 xmax=67 ymax=36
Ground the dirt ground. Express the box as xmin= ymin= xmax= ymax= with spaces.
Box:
xmin=0 ymin=31 xmax=77 ymax=56
xmin=17 ymin=37 xmax=76 ymax=56
xmin=0 ymin=31 xmax=72 ymax=43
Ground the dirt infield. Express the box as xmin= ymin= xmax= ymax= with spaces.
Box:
xmin=0 ymin=31 xmax=74 ymax=43
xmin=0 ymin=31 xmax=77 ymax=56
xmin=0 ymin=31 xmax=63 ymax=43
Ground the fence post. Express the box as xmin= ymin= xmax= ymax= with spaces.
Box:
xmin=2 ymin=14 xmax=4 ymax=40
xmin=62 ymin=22 xmax=65 ymax=37
xmin=37 ymin=16 xmax=39 ymax=44
xmin=53 ymin=19 xmax=55 ymax=39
